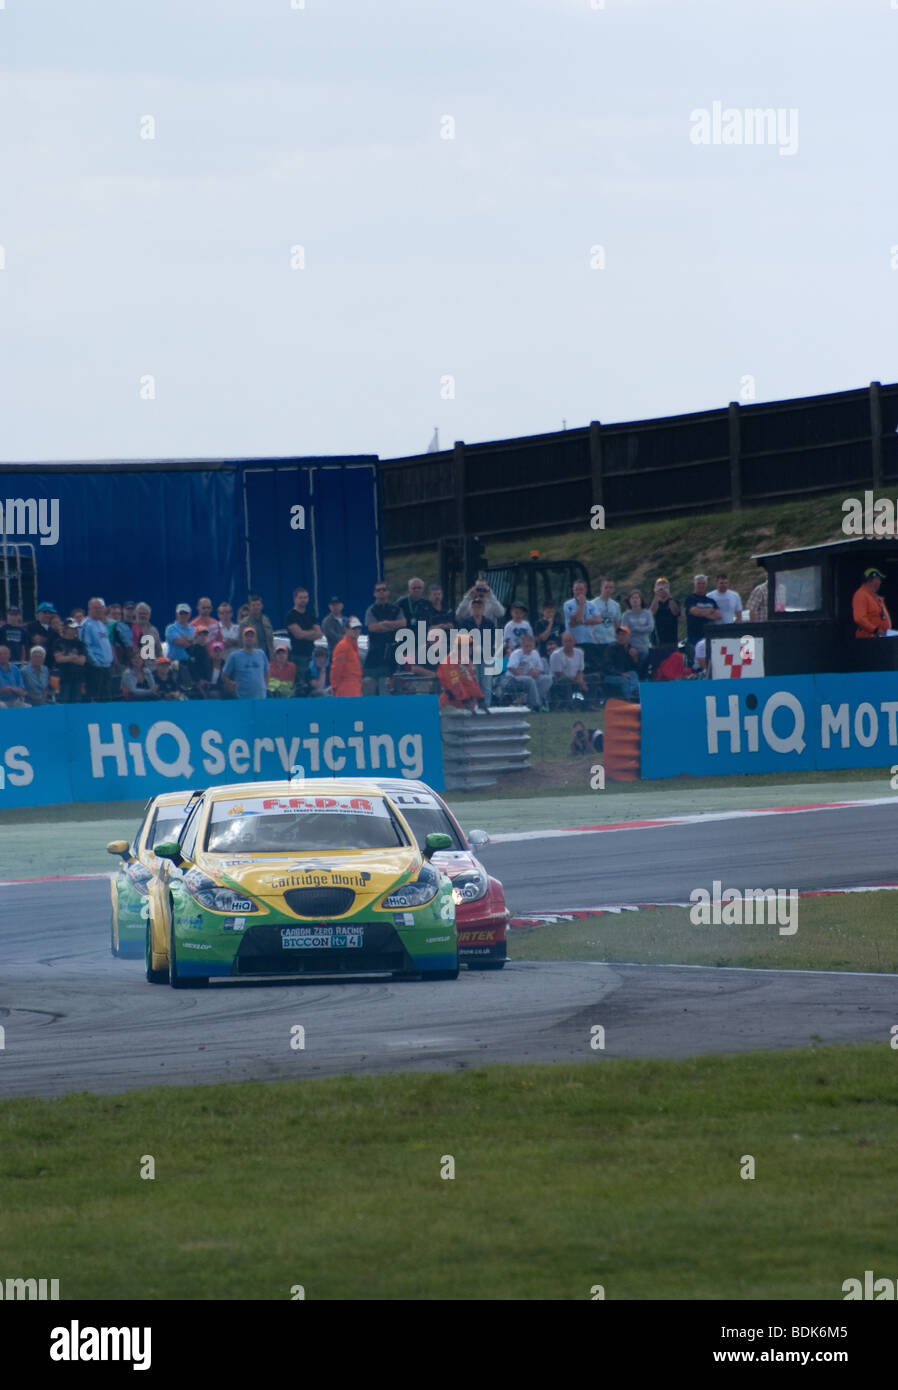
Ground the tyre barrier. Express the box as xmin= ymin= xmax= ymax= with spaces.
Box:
xmin=602 ymin=698 xmax=641 ymax=781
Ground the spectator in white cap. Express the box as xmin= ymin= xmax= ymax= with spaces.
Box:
xmin=165 ymin=603 xmax=195 ymax=662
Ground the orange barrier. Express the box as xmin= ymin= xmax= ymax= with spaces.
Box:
xmin=602 ymin=698 xmax=641 ymax=781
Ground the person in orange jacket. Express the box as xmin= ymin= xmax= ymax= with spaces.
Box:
xmin=438 ymin=633 xmax=487 ymax=711
xmin=852 ymin=567 xmax=892 ymax=638
xmin=330 ymin=619 xmax=363 ymax=696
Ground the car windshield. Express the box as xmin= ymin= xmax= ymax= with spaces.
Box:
xmin=375 ymin=789 xmax=464 ymax=850
xmin=205 ymin=793 xmax=409 ymax=853
xmin=393 ymin=804 xmax=463 ymax=851
xmin=145 ymin=806 xmax=187 ymax=848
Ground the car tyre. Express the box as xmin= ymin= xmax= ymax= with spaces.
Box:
xmin=145 ymin=924 xmax=167 ymax=984
xmin=169 ymin=917 xmax=208 ymax=990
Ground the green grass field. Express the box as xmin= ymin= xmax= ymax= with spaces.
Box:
xmin=509 ymin=892 xmax=898 ymax=974
xmin=2 ymin=1047 xmax=894 ymax=1301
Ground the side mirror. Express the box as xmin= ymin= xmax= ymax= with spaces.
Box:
xmin=423 ymin=832 xmax=453 ymax=859
xmin=107 ymin=840 xmax=131 ymax=860
xmin=467 ymin=829 xmax=490 ymax=848
xmin=153 ymin=840 xmax=182 ymax=862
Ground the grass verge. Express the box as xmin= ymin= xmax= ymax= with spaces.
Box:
xmin=2 ymin=1047 xmax=895 ymax=1300
xmin=509 ymin=893 xmax=898 ymax=973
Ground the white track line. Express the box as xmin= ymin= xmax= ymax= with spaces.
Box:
xmin=488 ymin=795 xmax=898 ymax=843
xmin=569 ymin=960 xmax=898 ymax=979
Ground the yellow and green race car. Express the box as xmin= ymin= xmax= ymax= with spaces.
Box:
xmin=144 ymin=779 xmax=459 ymax=987
xmin=107 ymin=791 xmax=193 ymax=958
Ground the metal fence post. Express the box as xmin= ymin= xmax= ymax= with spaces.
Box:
xmin=589 ymin=420 xmax=603 ymax=511
xmin=453 ymin=440 xmax=466 ymax=536
xmin=728 ymin=401 xmax=741 ymax=510
xmin=870 ymin=380 xmax=883 ymax=492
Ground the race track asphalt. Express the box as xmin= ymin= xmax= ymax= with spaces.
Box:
xmin=477 ymin=800 xmax=898 ymax=909
xmin=3 ymin=801 xmax=896 ymax=1099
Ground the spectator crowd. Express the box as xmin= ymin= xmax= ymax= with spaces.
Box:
xmin=0 ymin=571 xmax=760 ymax=711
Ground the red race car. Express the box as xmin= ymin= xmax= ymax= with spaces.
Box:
xmin=374 ymin=778 xmax=508 ymax=969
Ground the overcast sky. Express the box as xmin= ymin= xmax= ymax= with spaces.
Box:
xmin=1 ymin=0 xmax=896 ymax=463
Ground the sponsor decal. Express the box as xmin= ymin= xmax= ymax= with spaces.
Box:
xmin=269 ymin=870 xmax=371 ymax=890
xmin=389 ymin=791 xmax=440 ymax=810
xmin=281 ymin=926 xmax=363 ymax=949
xmin=223 ymin=916 xmax=247 ymax=932
xmin=260 ymin=795 xmax=376 ymax=815
xmin=426 ymin=935 xmax=452 ymax=943
xmin=393 ymin=912 xmax=415 ymax=927
xmin=182 ymin=942 xmax=211 ymax=950
xmin=458 ymin=929 xmax=502 ymax=943
xmin=183 ymin=915 xmax=203 ymax=929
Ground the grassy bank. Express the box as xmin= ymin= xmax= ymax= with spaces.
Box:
xmin=384 ymin=489 xmax=849 ymax=604
xmin=2 ymin=1047 xmax=894 ymax=1300
xmin=509 ymin=892 xmax=898 ymax=974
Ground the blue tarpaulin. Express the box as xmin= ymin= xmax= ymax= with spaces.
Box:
xmin=0 ymin=456 xmax=381 ymax=623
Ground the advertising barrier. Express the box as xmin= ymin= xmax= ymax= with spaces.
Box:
xmin=641 ymin=672 xmax=898 ymax=778
xmin=0 ymin=696 xmax=443 ymax=809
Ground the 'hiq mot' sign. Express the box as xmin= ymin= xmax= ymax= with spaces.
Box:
xmin=641 ymin=672 xmax=898 ymax=777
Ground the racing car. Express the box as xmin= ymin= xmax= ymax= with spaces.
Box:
xmin=370 ymin=779 xmax=508 ymax=968
xmin=143 ymin=779 xmax=459 ymax=987
xmin=106 ymin=790 xmax=193 ymax=957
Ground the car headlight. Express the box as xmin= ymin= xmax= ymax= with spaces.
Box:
xmin=381 ymin=866 xmax=440 ymax=909
xmin=126 ymin=863 xmax=153 ymax=896
xmin=450 ymin=868 xmax=489 ymax=903
xmin=183 ymin=868 xmax=259 ymax=914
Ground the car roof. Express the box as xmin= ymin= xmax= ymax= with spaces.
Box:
xmin=202 ymin=779 xmax=398 ymax=802
xmin=368 ymin=778 xmax=439 ymax=797
xmin=151 ymin=791 xmax=194 ymax=808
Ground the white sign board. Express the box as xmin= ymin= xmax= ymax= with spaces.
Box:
xmin=711 ymin=635 xmax=765 ymax=679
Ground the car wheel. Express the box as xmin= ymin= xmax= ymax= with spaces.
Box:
xmin=145 ymin=924 xmax=167 ymax=984
xmin=169 ymin=918 xmax=208 ymax=990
